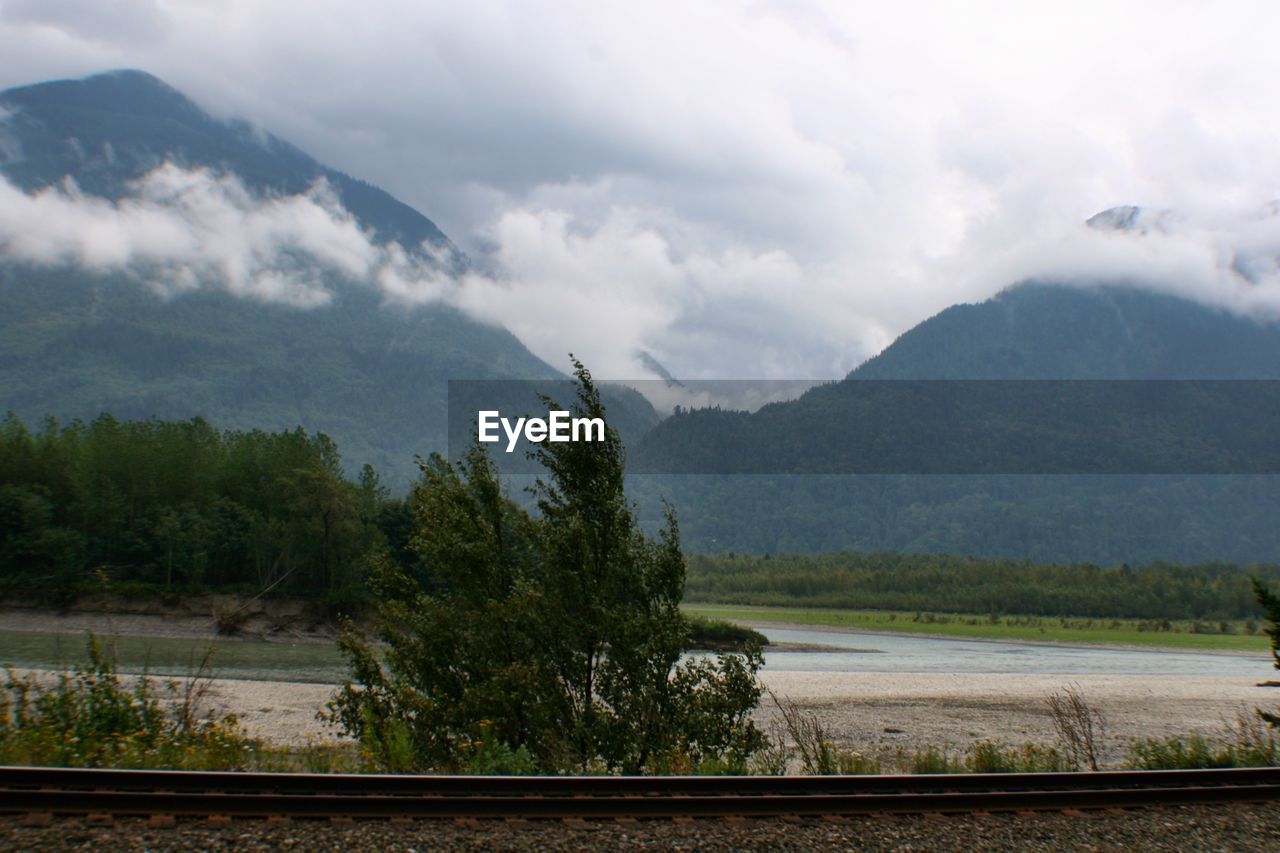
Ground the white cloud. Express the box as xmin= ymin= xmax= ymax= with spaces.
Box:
xmin=1 ymin=0 xmax=169 ymax=48
xmin=969 ymin=204 xmax=1280 ymax=320
xmin=0 ymin=164 xmax=448 ymax=308
xmin=2 ymin=1 xmax=1280 ymax=377
xmin=4 ymin=161 xmax=1280 ymax=386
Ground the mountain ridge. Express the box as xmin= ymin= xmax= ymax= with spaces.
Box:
xmin=0 ymin=70 xmax=659 ymax=489
xmin=850 ymin=281 xmax=1280 ymax=380
xmin=0 ymin=69 xmax=460 ymax=264
xmin=628 ymin=282 xmax=1280 ymax=563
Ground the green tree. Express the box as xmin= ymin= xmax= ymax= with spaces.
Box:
xmin=1253 ymin=578 xmax=1280 ymax=727
xmin=327 ymin=359 xmax=766 ymax=774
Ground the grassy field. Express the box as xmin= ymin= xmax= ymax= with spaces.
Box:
xmin=682 ymin=603 xmax=1273 ymax=652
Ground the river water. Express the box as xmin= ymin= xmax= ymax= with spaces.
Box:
xmin=0 ymin=625 xmax=1271 ymax=683
xmin=757 ymin=625 xmax=1272 ymax=677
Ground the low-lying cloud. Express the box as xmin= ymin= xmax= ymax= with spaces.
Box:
xmin=4 ymin=3 xmax=1280 ymax=379
xmin=963 ymin=202 xmax=1280 ymax=321
xmin=453 ymin=195 xmax=1280 ymax=379
xmin=0 ymin=164 xmax=449 ymax=308
xmin=0 ymin=164 xmax=883 ymax=378
xmin=4 ymin=162 xmax=1280 ymax=383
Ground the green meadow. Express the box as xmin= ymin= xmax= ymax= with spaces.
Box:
xmin=682 ymin=603 xmax=1272 ymax=653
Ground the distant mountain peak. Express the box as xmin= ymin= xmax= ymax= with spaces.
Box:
xmin=0 ymin=69 xmax=462 ymax=267
xmin=4 ymin=67 xmax=166 ymax=91
xmin=851 ymin=282 xmax=1280 ymax=380
xmin=1 ymin=68 xmax=197 ymax=118
xmin=1085 ymin=205 xmax=1178 ymax=235
xmin=83 ymin=68 xmax=171 ymax=89
xmin=98 ymin=68 xmax=164 ymax=81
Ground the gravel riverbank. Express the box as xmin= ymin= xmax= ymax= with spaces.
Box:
xmin=4 ymin=608 xmax=1276 ymax=755
xmin=184 ymin=669 xmax=1274 ymax=755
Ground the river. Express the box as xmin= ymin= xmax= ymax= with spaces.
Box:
xmin=757 ymin=625 xmax=1271 ymax=677
xmin=0 ymin=624 xmax=1271 ymax=683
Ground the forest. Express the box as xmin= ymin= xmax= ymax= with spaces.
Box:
xmin=685 ymin=552 xmax=1280 ymax=621
xmin=4 ymin=410 xmax=1279 ymax=623
xmin=0 ymin=412 xmax=409 ymax=607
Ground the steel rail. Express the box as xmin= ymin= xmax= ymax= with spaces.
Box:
xmin=3 ymin=784 xmax=1280 ymax=818
xmin=4 ymin=765 xmax=1279 ymax=795
xmin=2 ymin=766 xmax=1278 ymax=819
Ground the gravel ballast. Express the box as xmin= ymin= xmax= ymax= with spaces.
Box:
xmin=4 ymin=802 xmax=1280 ymax=851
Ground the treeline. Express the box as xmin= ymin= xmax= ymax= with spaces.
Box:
xmin=7 ymin=410 xmax=1280 ymax=623
xmin=0 ymin=413 xmax=413 ymax=605
xmin=632 ymin=381 xmax=1280 ymax=476
xmin=628 ymin=473 xmax=1280 ymax=565
xmin=685 ymin=552 xmax=1280 ymax=621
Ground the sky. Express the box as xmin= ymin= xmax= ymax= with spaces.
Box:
xmin=2 ymin=0 xmax=1280 ymax=379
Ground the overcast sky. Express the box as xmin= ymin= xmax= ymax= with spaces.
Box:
xmin=3 ymin=0 xmax=1280 ymax=378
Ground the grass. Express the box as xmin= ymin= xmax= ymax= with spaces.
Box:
xmin=681 ymin=603 xmax=1271 ymax=652
xmin=0 ymin=629 xmax=346 ymax=683
xmin=1127 ymin=714 xmax=1280 ymax=769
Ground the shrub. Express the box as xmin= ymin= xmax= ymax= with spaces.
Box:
xmin=1254 ymin=578 xmax=1280 ymax=727
xmin=686 ymin=616 xmax=769 ymax=651
xmin=904 ymin=745 xmax=961 ymax=774
xmin=327 ymin=361 xmax=767 ymax=774
xmin=965 ymin=740 xmax=1071 ymax=773
xmin=836 ymin=750 xmax=882 ymax=775
xmin=1127 ymin=734 xmax=1224 ymax=769
xmin=768 ymin=691 xmax=838 ymax=775
xmin=1127 ymin=711 xmax=1280 ymax=769
xmin=0 ymin=634 xmax=259 ymax=770
xmin=1046 ymin=684 xmax=1108 ymax=770
xmin=762 ymin=692 xmax=885 ymax=775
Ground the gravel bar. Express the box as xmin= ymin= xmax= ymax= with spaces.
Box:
xmin=4 ymin=802 xmax=1280 ymax=851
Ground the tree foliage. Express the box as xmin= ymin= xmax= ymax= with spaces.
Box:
xmin=1253 ymin=578 xmax=1280 ymax=728
xmin=0 ymin=412 xmax=397 ymax=604
xmin=688 ymin=551 xmax=1280 ymax=621
xmin=327 ymin=360 xmax=766 ymax=774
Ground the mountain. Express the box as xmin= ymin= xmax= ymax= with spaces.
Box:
xmin=629 ymin=283 xmax=1280 ymax=563
xmin=852 ymin=282 xmax=1280 ymax=380
xmin=0 ymin=69 xmax=460 ymax=265
xmin=0 ymin=70 xmax=656 ymax=488
xmin=635 ymin=282 xmax=1280 ymax=474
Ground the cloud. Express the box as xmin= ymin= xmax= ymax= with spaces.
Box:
xmin=454 ymin=197 xmax=1280 ymax=381
xmin=0 ymin=163 xmax=873 ymax=377
xmin=0 ymin=164 xmax=448 ymax=308
xmin=452 ymin=205 xmax=887 ymax=379
xmin=3 ymin=2 xmax=1280 ymax=377
xmin=1 ymin=0 xmax=169 ymax=48
xmin=970 ymin=204 xmax=1280 ymax=320
xmin=4 ymin=160 xmax=1280 ymax=389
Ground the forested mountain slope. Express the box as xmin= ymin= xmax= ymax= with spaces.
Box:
xmin=852 ymin=282 xmax=1280 ymax=379
xmin=631 ymin=283 xmax=1280 ymax=563
xmin=0 ymin=71 xmax=655 ymax=487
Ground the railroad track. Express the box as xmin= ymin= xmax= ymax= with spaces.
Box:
xmin=2 ymin=766 xmax=1279 ymax=820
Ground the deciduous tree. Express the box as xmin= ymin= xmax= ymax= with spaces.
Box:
xmin=327 ymin=359 xmax=766 ymax=774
